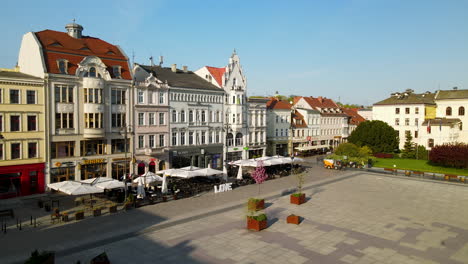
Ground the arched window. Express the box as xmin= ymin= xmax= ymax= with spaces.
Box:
xmin=148 ymin=161 xmax=156 ymax=173
xmin=89 ymin=67 xmax=96 ymax=77
xmin=235 ymin=132 xmax=243 ymax=146
xmin=58 ymin=60 xmax=67 ymax=74
xmin=181 ymin=110 xmax=185 ymax=122
xmin=172 ymin=110 xmax=177 ymax=122
xmin=201 ymin=111 xmax=206 ymax=122
xmin=189 ymin=110 xmax=193 ymax=122
xmin=226 ymin=133 xmax=234 ymax=146
xmin=459 ymin=106 xmax=465 ymax=116
xmin=137 ymin=162 xmax=145 ymax=175
xmin=446 ymin=107 xmax=452 ymax=116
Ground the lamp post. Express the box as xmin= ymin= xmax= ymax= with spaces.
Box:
xmin=121 ymin=125 xmax=132 ymax=203
xmin=222 ymin=121 xmax=232 ymax=181
xmin=289 ymin=101 xmax=296 ymax=175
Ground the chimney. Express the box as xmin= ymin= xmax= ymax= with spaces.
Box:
xmin=318 ymin=96 xmax=323 ymax=103
xmin=65 ymin=20 xmax=83 ymax=38
xmin=171 ymin=64 xmax=177 ymax=73
xmin=182 ymin=66 xmax=188 ymax=73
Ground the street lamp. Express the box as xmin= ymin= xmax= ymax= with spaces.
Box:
xmin=289 ymin=101 xmax=296 ymax=176
xmin=121 ymin=125 xmax=133 ymax=203
xmin=222 ymin=121 xmax=232 ymax=181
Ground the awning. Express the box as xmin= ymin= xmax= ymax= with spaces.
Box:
xmin=295 ymin=146 xmax=319 ymax=151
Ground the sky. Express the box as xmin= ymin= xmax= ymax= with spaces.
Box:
xmin=1 ymin=0 xmax=467 ymax=106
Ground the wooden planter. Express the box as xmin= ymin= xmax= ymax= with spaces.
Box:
xmin=75 ymin=211 xmax=84 ymax=221
xmin=247 ymin=199 xmax=265 ymax=211
xmin=162 ymin=196 xmax=167 ymax=202
xmin=124 ymin=203 xmax=132 ymax=210
xmin=247 ymin=216 xmax=267 ymax=231
xmin=173 ymin=194 xmax=178 ymax=200
xmin=287 ymin=214 xmax=300 ymax=225
xmin=290 ymin=193 xmax=306 ymax=205
xmin=109 ymin=205 xmax=117 ymax=213
xmin=93 ymin=208 xmax=102 ymax=217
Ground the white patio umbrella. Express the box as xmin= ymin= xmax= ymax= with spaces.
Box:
xmin=167 ymin=169 xmax=204 ymax=178
xmin=81 ymin=177 xmax=125 ymax=190
xmin=48 ymin=181 xmax=81 ymax=191
xmin=58 ymin=184 xmax=104 ymax=195
xmin=133 ymin=174 xmax=164 ymax=185
xmin=196 ymin=168 xmax=224 ymax=177
xmin=237 ymin=165 xmax=243 ymax=180
xmin=180 ymin=166 xmax=201 ymax=171
xmin=161 ymin=174 xmax=168 ymax=194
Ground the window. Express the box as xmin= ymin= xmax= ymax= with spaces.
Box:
xmin=111 ymin=89 xmax=126 ymax=104
xmin=149 ymin=135 xmax=155 ymax=148
xmin=10 ymin=89 xmax=19 ymax=104
xmin=395 ymin=108 xmax=400 ymax=114
xmin=189 ymin=132 xmax=194 ymax=145
xmin=172 ymin=110 xmax=177 ymax=122
xmin=10 ymin=115 xmax=20 ymax=131
xmin=138 ymin=90 xmax=144 ymax=104
xmin=28 ymin=142 xmax=37 ymax=158
xmin=405 ymin=108 xmax=410 ymax=114
xmin=27 ymin=90 xmax=36 ymax=104
xmin=148 ymin=91 xmax=153 ymax=104
xmin=209 ymin=131 xmax=213 ymax=143
xmin=54 ymin=85 xmax=73 ymax=103
xmin=159 ymin=135 xmax=165 ymax=147
xmin=414 ymin=118 xmax=418 ymax=126
xmin=159 ymin=92 xmax=164 ymax=104
xmin=11 ymin=143 xmax=20 ymax=159
xmin=84 ymin=113 xmax=103 ymax=128
xmin=0 ymin=144 xmax=3 ymax=160
xmin=201 ymin=111 xmax=206 ymax=123
xmin=405 ymin=118 xmax=409 ymax=126
xmin=415 ymin=107 xmax=419 ymax=114
xmin=0 ymin=115 xmax=2 ymax=132
xmin=275 ymin=129 xmax=278 ymax=136
xmin=27 ymin=116 xmax=37 ymax=131
xmin=189 ymin=111 xmax=193 ymax=122
xmin=111 ymin=113 xmax=126 ymax=128
xmin=55 ymin=113 xmax=74 ymax=129
xmin=58 ymin=60 xmax=67 ymax=74
xmin=149 ymin=113 xmax=155 ymax=125
xmin=395 ymin=118 xmax=399 ymax=126
xmin=414 ymin=131 xmax=418 ymax=138
xmin=89 ymin=67 xmax=97 ymax=78
xmin=51 ymin=141 xmax=75 ymax=158
xmin=446 ymin=107 xmax=452 ymax=116
xmin=428 ymin=138 xmax=434 ymax=148
xmin=459 ymin=107 xmax=465 ymax=116
xmin=112 ymin=66 xmax=121 ymax=78
xmin=159 ymin=113 xmax=165 ymax=125
xmin=172 ymin=132 xmax=177 ymax=146
xmin=84 ymin=88 xmax=103 ymax=103
xmin=181 ymin=111 xmax=186 ymax=123
xmin=138 ymin=135 xmax=144 ymax=148
xmin=111 ymin=139 xmax=127 ymax=153
xmin=233 ymin=114 xmax=236 ymax=123
xmin=180 ymin=132 xmax=186 ymax=145
xmin=0 ymin=89 xmax=2 ymax=103
xmin=201 ymin=132 xmax=206 ymax=144
xmin=138 ymin=113 xmax=144 ymax=126
xmin=215 ymin=131 xmax=220 ymax=143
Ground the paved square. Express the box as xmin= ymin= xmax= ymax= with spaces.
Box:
xmin=57 ymin=172 xmax=468 ymax=264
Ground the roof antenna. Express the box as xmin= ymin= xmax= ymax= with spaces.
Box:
xmin=131 ymin=50 xmax=135 ymax=66
xmin=149 ymin=56 xmax=154 ymax=67
xmin=159 ymin=55 xmax=164 ymax=66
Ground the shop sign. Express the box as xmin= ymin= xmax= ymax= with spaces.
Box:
xmin=83 ymin=159 xmax=106 ymax=165
xmin=233 ymin=148 xmax=239 ymax=151
xmin=243 ymin=147 xmax=249 ymax=150
xmin=112 ymin=157 xmax=131 ymax=162
xmin=214 ymin=183 xmax=233 ymax=194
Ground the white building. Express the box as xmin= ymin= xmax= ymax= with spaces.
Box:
xmin=434 ymin=89 xmax=467 ymax=144
xmin=266 ymin=98 xmax=291 ymax=156
xmin=247 ymin=98 xmax=268 ymax=158
xmin=17 ymin=22 xmax=134 ymax=183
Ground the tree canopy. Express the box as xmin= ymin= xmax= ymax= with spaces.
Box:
xmin=348 ymin=120 xmax=399 ymax=153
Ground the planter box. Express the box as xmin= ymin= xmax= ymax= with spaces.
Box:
xmin=247 ymin=217 xmax=267 ymax=231
xmin=173 ymin=194 xmax=178 ymax=200
xmin=93 ymin=208 xmax=101 ymax=217
xmin=247 ymin=199 xmax=265 ymax=211
xmin=124 ymin=203 xmax=132 ymax=210
xmin=62 ymin=214 xmax=69 ymax=222
xmin=75 ymin=212 xmax=84 ymax=221
xmin=162 ymin=196 xmax=167 ymax=202
xmin=290 ymin=193 xmax=306 ymax=205
xmin=287 ymin=214 xmax=300 ymax=225
xmin=109 ymin=205 xmax=117 ymax=213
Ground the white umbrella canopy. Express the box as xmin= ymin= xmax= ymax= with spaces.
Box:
xmin=161 ymin=175 xmax=168 ymax=194
xmin=179 ymin=166 xmax=201 ymax=171
xmin=80 ymin=177 xmax=110 ymax=184
xmin=133 ymin=174 xmax=164 ymax=185
xmin=237 ymin=165 xmax=243 ymax=180
xmin=80 ymin=177 xmax=125 ymax=190
xmin=196 ymin=168 xmax=224 ymax=176
xmin=58 ymin=184 xmax=104 ymax=195
xmin=166 ymin=169 xmax=204 ymax=178
xmin=48 ymin=181 xmax=81 ymax=191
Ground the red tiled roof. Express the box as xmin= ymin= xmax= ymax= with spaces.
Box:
xmin=302 ymin=96 xmax=339 ymax=109
xmin=35 ymin=30 xmax=131 ymax=80
xmin=292 ymin=110 xmax=307 ymax=128
xmin=205 ymin=66 xmax=225 ymax=87
xmin=341 ymin=108 xmax=366 ymax=125
xmin=266 ymin=98 xmax=291 ymax=110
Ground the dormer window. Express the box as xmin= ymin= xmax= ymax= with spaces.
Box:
xmin=57 ymin=59 xmax=68 ymax=74
xmin=113 ymin=66 xmax=122 ymax=79
xmin=89 ymin=67 xmax=96 ymax=78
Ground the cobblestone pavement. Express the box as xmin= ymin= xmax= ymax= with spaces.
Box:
xmin=54 ymin=171 xmax=468 ymax=264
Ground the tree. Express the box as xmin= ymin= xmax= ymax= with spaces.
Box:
xmin=415 ymin=145 xmax=428 ymax=160
xmin=348 ymin=120 xmax=399 ymax=153
xmin=335 ymin=143 xmax=360 ymax=157
xmin=402 ymin=131 xmax=415 ymax=158
xmin=251 ymin=161 xmax=268 ymax=196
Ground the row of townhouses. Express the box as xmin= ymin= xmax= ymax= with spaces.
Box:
xmin=0 ymin=22 xmax=365 ymax=199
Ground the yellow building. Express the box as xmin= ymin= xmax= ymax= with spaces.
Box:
xmin=0 ymin=68 xmax=46 ymax=199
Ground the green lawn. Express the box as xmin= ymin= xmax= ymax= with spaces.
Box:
xmin=373 ymin=158 xmax=468 ymax=176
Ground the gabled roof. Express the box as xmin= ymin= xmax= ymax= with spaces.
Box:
xmin=302 ymin=96 xmax=339 ymax=109
xmin=139 ymin=65 xmax=222 ymax=91
xmin=435 ymin=89 xmax=468 ymax=100
xmin=374 ymin=92 xmax=435 ymax=105
xmin=34 ymin=29 xmax=131 ymax=80
xmin=266 ymin=98 xmax=291 ymax=110
xmin=341 ymin=108 xmax=366 ymax=125
xmin=205 ymin=66 xmax=225 ymax=87
xmin=292 ymin=110 xmax=307 ymax=128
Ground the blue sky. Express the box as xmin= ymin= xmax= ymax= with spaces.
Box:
xmin=1 ymin=0 xmax=467 ymax=106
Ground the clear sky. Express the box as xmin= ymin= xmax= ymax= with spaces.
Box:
xmin=1 ymin=0 xmax=467 ymax=106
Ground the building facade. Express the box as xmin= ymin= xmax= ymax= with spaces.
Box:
xmin=266 ymin=98 xmax=291 ymax=156
xmin=434 ymin=89 xmax=467 ymax=144
xmin=247 ymin=97 xmax=268 ymax=158
xmin=0 ymin=69 xmax=45 ymax=199
xmin=17 ymin=22 xmax=134 ymax=184
xmin=133 ymin=64 xmax=170 ymax=175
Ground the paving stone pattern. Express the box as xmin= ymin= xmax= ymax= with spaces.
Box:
xmin=56 ymin=172 xmax=468 ymax=264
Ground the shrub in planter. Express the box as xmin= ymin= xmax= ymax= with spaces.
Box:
xmin=246 ymin=214 xmax=267 ymax=231
xmin=25 ymin=250 xmax=55 ymax=264
xmin=109 ymin=204 xmax=117 ymax=213
xmin=75 ymin=210 xmax=84 ymax=221
xmin=93 ymin=207 xmax=102 ymax=217
xmin=248 ymin=198 xmax=265 ymax=211
xmin=124 ymin=202 xmax=132 ymax=210
xmin=61 ymin=212 xmax=69 ymax=222
xmin=287 ymin=214 xmax=300 ymax=225
xmin=290 ymin=193 xmax=306 ymax=205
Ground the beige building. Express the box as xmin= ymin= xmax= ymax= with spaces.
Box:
xmin=0 ymin=68 xmax=46 ymax=198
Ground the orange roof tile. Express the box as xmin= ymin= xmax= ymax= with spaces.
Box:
xmin=35 ymin=29 xmax=131 ymax=80
xmin=302 ymin=96 xmax=339 ymax=109
xmin=266 ymin=98 xmax=291 ymax=110
xmin=206 ymin=66 xmax=225 ymax=87
xmin=341 ymin=108 xmax=366 ymax=125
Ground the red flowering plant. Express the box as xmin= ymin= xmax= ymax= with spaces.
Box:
xmin=247 ymin=160 xmax=268 ymax=214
